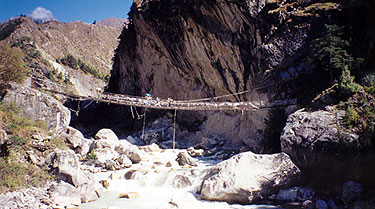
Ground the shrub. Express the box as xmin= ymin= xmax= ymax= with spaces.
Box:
xmin=309 ymin=24 xmax=364 ymax=83
xmin=345 ymin=105 xmax=359 ymax=127
xmin=59 ymin=54 xmax=107 ymax=81
xmin=338 ymin=68 xmax=362 ymax=98
xmin=0 ymin=42 xmax=27 ymax=87
xmin=86 ymin=150 xmax=97 ymax=160
xmin=0 ymin=157 xmax=52 ymax=191
xmin=12 ymin=36 xmax=41 ymax=60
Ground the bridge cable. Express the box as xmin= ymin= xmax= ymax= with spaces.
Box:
xmin=130 ymin=106 xmax=136 ymax=119
xmin=82 ymin=100 xmax=94 ymax=110
xmin=173 ymin=109 xmax=177 ymax=149
xmin=141 ymin=108 xmax=147 ymax=141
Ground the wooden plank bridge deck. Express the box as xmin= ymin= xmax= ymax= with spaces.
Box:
xmin=47 ymin=89 xmax=296 ymax=111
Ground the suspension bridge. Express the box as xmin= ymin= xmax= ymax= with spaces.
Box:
xmin=44 ymin=88 xmax=297 ymax=112
xmin=39 ymin=83 xmax=296 ymax=149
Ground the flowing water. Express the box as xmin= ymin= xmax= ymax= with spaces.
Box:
xmin=80 ymin=149 xmax=282 ymax=209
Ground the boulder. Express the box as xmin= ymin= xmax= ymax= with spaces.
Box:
xmin=176 ymin=152 xmax=197 ymax=166
xmin=315 ymin=200 xmax=328 ymax=209
xmin=342 ymin=181 xmax=363 ymax=206
xmin=3 ymin=84 xmax=70 ymax=135
xmin=94 ymin=138 xmax=119 ymax=151
xmin=119 ymin=192 xmax=139 ymax=199
xmin=77 ymin=138 xmax=91 ymax=156
xmin=126 ymin=135 xmax=142 ymax=145
xmin=99 ymin=179 xmax=109 ymax=189
xmin=104 ymin=160 xmax=119 ymax=171
xmin=275 ymin=187 xmax=314 ymax=202
xmin=187 ymin=147 xmax=204 ymax=157
xmin=170 ymin=174 xmax=192 ymax=188
xmin=156 ymin=192 xmax=203 ymax=209
xmin=52 ymin=149 xmax=90 ymax=188
xmin=49 ymin=181 xmax=81 ymax=207
xmin=140 ymin=143 xmax=161 ymax=152
xmin=115 ymin=140 xmax=143 ymax=163
xmin=79 ymin=179 xmax=101 ymax=203
xmin=199 ymin=151 xmax=300 ymax=204
xmin=94 ymin=147 xmax=119 ymax=168
xmin=64 ymin=126 xmax=85 ymax=148
xmin=64 ymin=126 xmax=92 ymax=156
xmin=117 ymin=154 xmax=132 ymax=168
xmin=303 ymin=200 xmax=314 ymax=209
xmin=327 ymin=199 xmax=337 ymax=209
xmin=280 ymin=109 xmax=366 ymax=184
xmin=95 ymin=128 xmax=119 ymax=141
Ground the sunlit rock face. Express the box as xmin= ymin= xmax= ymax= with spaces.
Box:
xmin=107 ymin=0 xmax=324 ymax=150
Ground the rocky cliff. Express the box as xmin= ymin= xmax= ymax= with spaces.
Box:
xmin=107 ymin=0 xmax=339 ymax=150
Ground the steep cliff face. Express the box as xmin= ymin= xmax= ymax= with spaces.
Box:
xmin=107 ymin=0 xmax=335 ymax=150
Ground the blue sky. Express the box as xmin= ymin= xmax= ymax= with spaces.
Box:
xmin=0 ymin=0 xmax=133 ymax=23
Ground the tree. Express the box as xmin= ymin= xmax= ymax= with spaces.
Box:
xmin=309 ymin=24 xmax=363 ymax=83
xmin=0 ymin=42 xmax=27 ymax=87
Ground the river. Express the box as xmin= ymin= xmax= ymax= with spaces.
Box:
xmin=80 ymin=148 xmax=283 ymax=209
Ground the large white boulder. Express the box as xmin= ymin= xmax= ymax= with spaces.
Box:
xmin=49 ymin=181 xmax=81 ymax=207
xmin=115 ymin=140 xmax=143 ymax=163
xmin=95 ymin=128 xmax=119 ymax=141
xmin=199 ymin=151 xmax=300 ymax=204
xmin=64 ymin=126 xmax=92 ymax=156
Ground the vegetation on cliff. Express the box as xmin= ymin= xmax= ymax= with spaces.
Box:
xmin=0 ymin=42 xmax=27 ymax=88
xmin=57 ymin=54 xmax=107 ymax=81
xmin=0 ymin=102 xmax=66 ymax=192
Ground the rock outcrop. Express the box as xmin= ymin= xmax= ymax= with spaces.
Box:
xmin=51 ymin=149 xmax=103 ymax=204
xmin=64 ymin=126 xmax=92 ymax=156
xmin=280 ymin=109 xmax=371 ymax=184
xmin=107 ymin=0 xmax=336 ymax=149
xmin=199 ymin=151 xmax=300 ymax=204
xmin=90 ymin=128 xmax=144 ymax=170
xmin=49 ymin=181 xmax=81 ymax=207
xmin=3 ymin=84 xmax=70 ymax=135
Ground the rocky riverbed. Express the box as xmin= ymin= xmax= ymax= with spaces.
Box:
xmin=0 ymin=124 xmax=367 ymax=209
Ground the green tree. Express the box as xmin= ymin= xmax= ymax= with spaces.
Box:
xmin=0 ymin=42 xmax=27 ymax=87
xmin=309 ymin=24 xmax=363 ymax=82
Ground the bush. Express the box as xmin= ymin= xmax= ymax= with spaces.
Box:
xmin=59 ymin=54 xmax=107 ymax=81
xmin=59 ymin=54 xmax=79 ymax=69
xmin=338 ymin=68 xmax=362 ymax=98
xmin=0 ymin=157 xmax=52 ymax=191
xmin=345 ymin=105 xmax=359 ymax=127
xmin=86 ymin=149 xmax=97 ymax=160
xmin=0 ymin=42 xmax=27 ymax=87
xmin=12 ymin=36 xmax=41 ymax=60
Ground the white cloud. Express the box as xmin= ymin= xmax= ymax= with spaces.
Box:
xmin=28 ymin=7 xmax=57 ymax=24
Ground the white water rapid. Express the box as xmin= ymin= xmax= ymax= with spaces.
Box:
xmin=80 ymin=149 xmax=282 ymax=209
